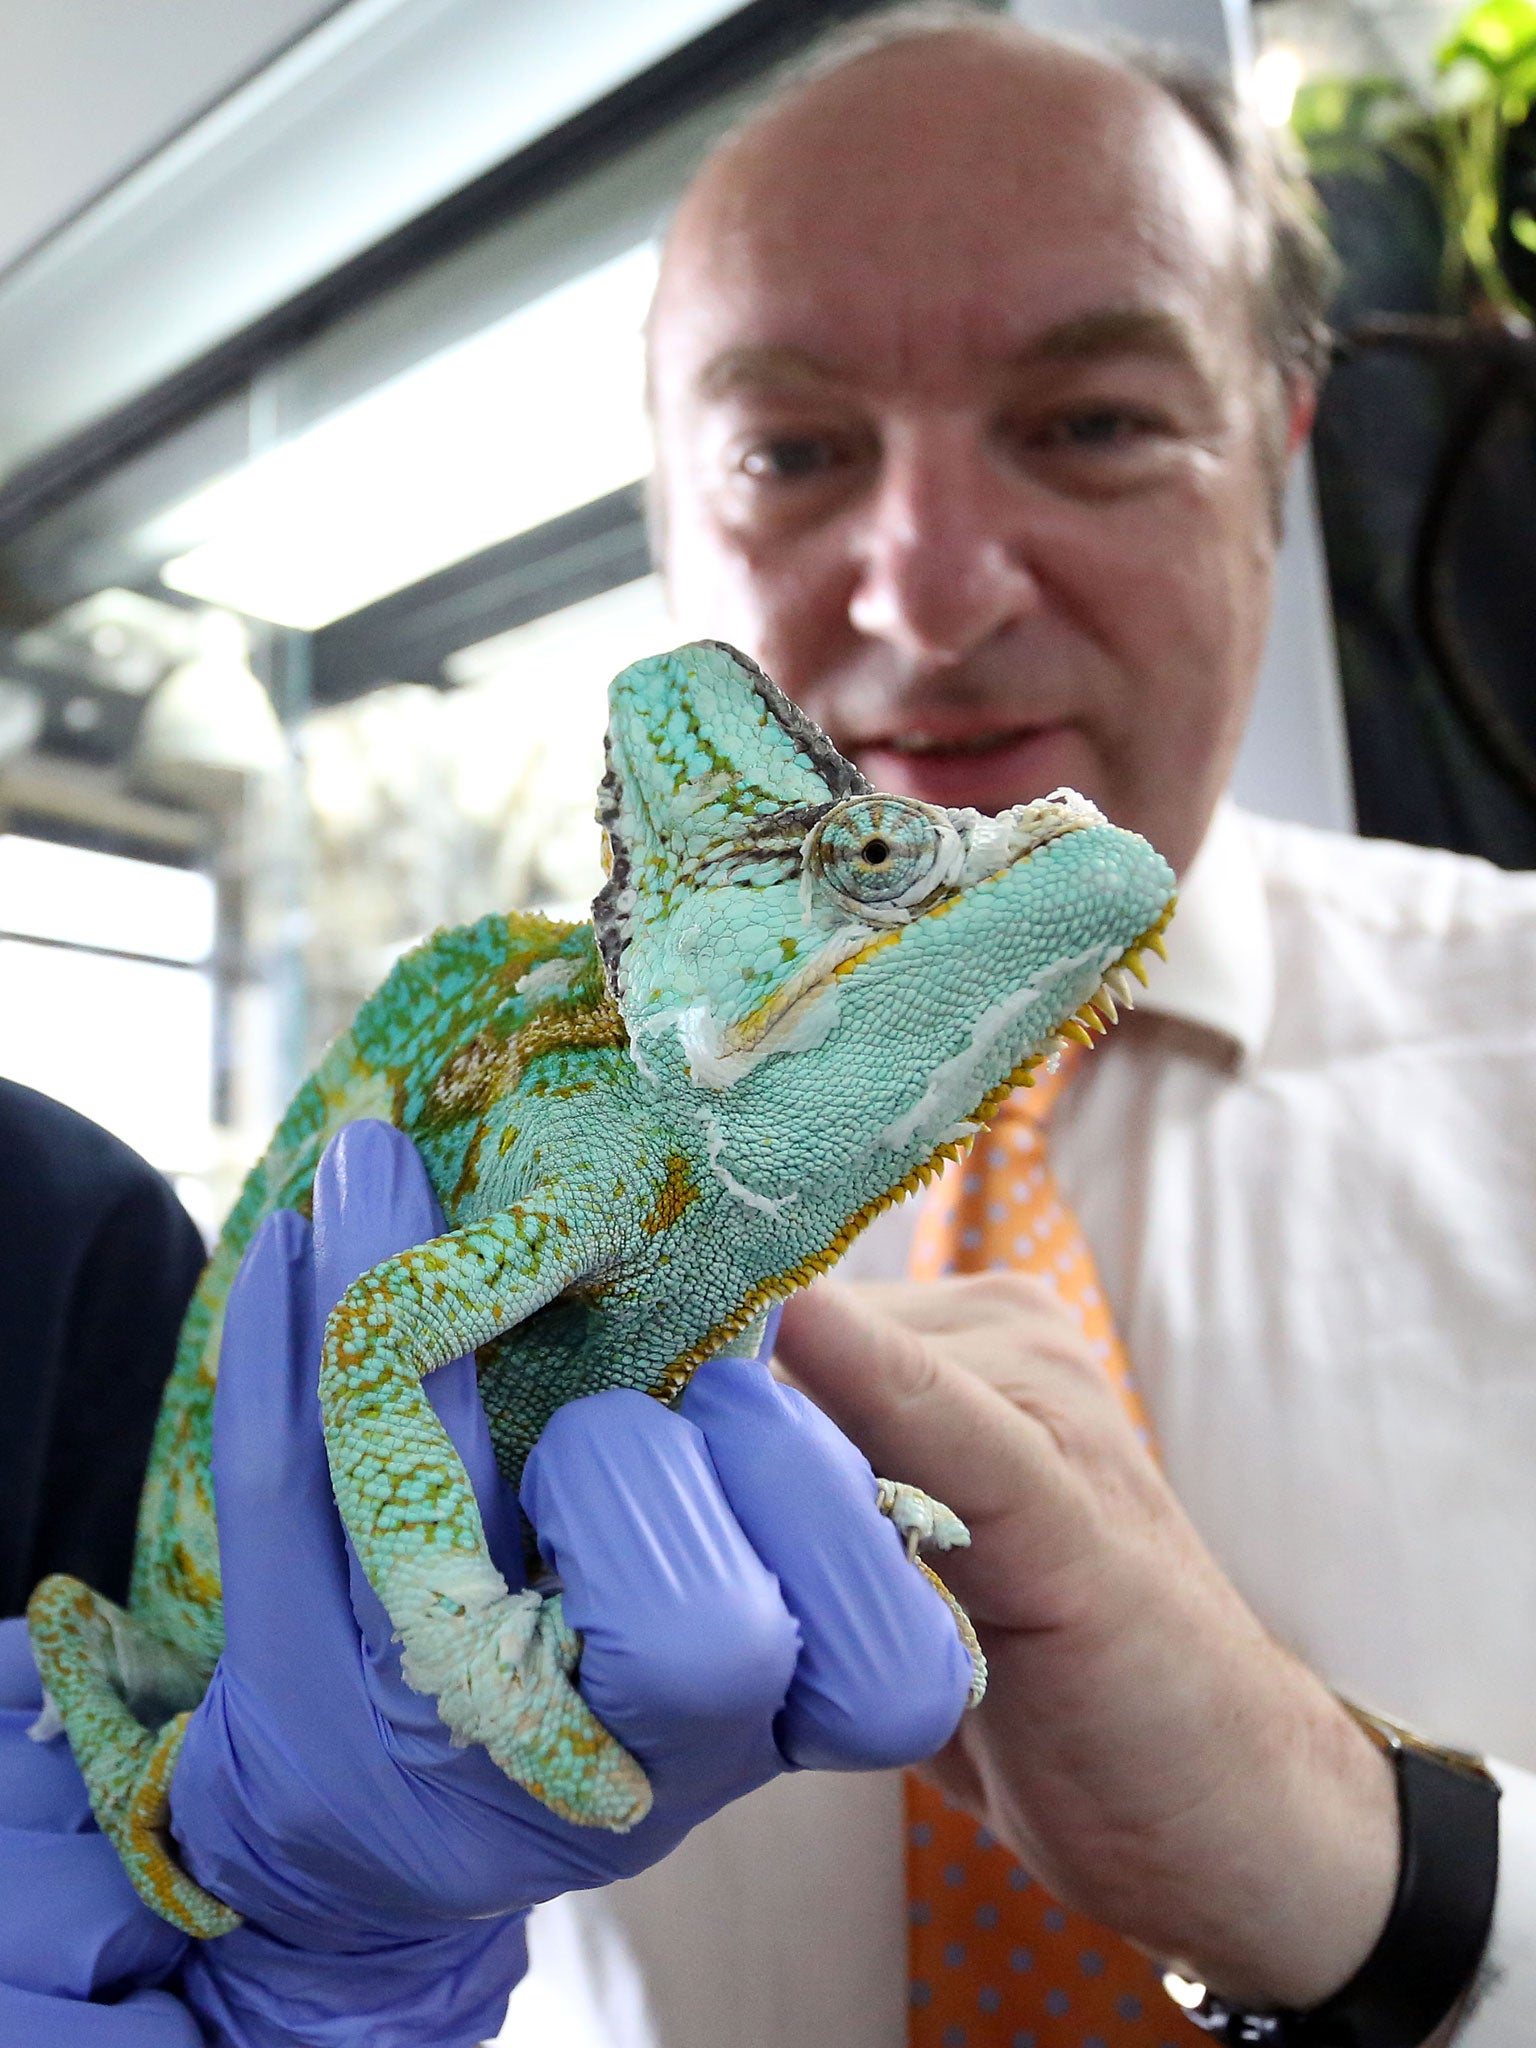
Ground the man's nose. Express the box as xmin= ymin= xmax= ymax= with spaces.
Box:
xmin=846 ymin=428 xmax=1041 ymax=661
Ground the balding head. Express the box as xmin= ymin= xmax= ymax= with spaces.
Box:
xmin=652 ymin=15 xmax=1329 ymax=447
xmin=644 ymin=14 xmax=1327 ymax=877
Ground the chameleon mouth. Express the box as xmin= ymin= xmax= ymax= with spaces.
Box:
xmin=960 ymin=895 xmax=1175 ymax=1130
xmin=654 ymin=898 xmax=1176 ymax=1398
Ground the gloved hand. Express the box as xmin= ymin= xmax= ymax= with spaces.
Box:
xmin=0 ymin=1618 xmax=199 ymax=2045
xmin=162 ymin=1118 xmax=973 ymax=2046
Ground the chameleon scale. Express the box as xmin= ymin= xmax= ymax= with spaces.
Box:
xmin=27 ymin=640 xmax=1176 ymax=1937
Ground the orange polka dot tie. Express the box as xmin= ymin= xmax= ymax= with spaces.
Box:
xmin=904 ymin=1050 xmax=1201 ymax=2048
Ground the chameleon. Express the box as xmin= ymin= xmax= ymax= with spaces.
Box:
xmin=27 ymin=639 xmax=1176 ymax=1940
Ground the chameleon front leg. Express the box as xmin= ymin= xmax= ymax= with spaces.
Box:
xmin=875 ymin=1478 xmax=988 ymax=1707
xmin=321 ymin=1202 xmax=652 ymax=1831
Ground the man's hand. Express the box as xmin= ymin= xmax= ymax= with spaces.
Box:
xmin=777 ymin=1272 xmax=1402 ymax=2015
xmin=166 ymin=1122 xmax=973 ymax=2047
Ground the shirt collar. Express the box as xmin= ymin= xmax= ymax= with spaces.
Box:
xmin=1131 ymin=798 xmax=1274 ymax=1071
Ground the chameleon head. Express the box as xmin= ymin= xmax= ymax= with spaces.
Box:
xmin=594 ymin=642 xmax=1176 ymax=1212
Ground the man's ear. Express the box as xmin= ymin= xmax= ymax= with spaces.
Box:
xmin=1284 ymin=375 xmax=1318 ymax=458
xmin=643 ymin=464 xmax=669 ymax=583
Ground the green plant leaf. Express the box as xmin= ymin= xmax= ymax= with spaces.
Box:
xmin=1440 ymin=0 xmax=1536 ymax=81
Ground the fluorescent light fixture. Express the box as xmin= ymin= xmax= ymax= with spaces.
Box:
xmin=160 ymin=243 xmax=658 ymax=630
xmin=0 ymin=833 xmax=215 ymax=961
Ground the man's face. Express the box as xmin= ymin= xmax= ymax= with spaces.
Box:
xmin=648 ymin=35 xmax=1298 ymax=876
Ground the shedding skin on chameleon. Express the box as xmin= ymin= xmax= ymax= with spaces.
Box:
xmin=26 ymin=641 xmax=1176 ymax=1938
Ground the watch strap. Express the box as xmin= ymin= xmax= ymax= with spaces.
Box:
xmin=1164 ymin=1705 xmax=1501 ymax=2047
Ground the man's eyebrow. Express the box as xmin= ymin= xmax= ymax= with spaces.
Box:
xmin=695 ymin=344 xmax=845 ymax=401
xmin=1026 ymin=306 xmax=1209 ymax=370
xmin=692 ymin=314 xmax=1211 ymax=401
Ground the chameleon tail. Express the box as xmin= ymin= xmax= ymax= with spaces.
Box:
xmin=25 ymin=1574 xmax=238 ymax=1937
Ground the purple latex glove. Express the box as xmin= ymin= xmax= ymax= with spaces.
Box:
xmin=0 ymin=1619 xmax=199 ymax=2045
xmin=9 ymin=1117 xmax=970 ymax=2046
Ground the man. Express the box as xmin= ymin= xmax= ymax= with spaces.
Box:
xmin=7 ymin=13 xmax=1534 ymax=2046
xmin=589 ymin=9 xmax=1536 ymax=2046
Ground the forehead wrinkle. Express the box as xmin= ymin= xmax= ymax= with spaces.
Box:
xmin=649 ymin=44 xmax=1252 ymax=418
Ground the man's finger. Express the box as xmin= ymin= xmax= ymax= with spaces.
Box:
xmin=774 ymin=1278 xmax=1059 ymax=1527
xmin=844 ymin=1273 xmax=1085 ymax=1340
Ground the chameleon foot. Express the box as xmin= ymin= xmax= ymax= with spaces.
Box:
xmin=875 ymin=1478 xmax=988 ymax=1708
xmin=26 ymin=1574 xmax=237 ymax=1936
xmin=875 ymin=1477 xmax=972 ymax=1560
xmin=387 ymin=1554 xmax=652 ymax=1830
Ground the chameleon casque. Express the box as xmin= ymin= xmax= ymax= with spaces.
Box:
xmin=27 ymin=640 xmax=1175 ymax=1940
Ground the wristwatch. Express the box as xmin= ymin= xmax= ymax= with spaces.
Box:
xmin=1161 ymin=1702 xmax=1501 ymax=2048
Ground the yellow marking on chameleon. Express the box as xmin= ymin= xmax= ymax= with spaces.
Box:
xmin=912 ymin=1555 xmax=986 ymax=1703
xmin=653 ymin=1135 xmax=975 ymax=1401
xmin=710 ymin=857 xmax=1057 ymax=1076
xmin=448 ymin=1124 xmax=489 ymax=1209
xmin=830 ymin=927 xmax=905 ymax=978
xmin=710 ymin=926 xmax=902 ymax=1062
xmin=497 ymin=912 xmax=580 ymax=981
xmin=428 ymin=1031 xmax=519 ymax=1127
xmin=320 ymin=1059 xmax=397 ymax=1128
xmin=129 ymin=1713 xmax=238 ymax=1932
xmin=641 ymin=1153 xmax=702 ymax=1238
xmin=517 ymin=986 xmax=627 ymax=1068
xmin=168 ymin=1541 xmax=220 ymax=1608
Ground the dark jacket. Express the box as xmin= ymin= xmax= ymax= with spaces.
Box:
xmin=0 ymin=1079 xmax=205 ymax=1618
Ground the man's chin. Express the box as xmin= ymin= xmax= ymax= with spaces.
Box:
xmin=853 ymin=724 xmax=1093 ymax=815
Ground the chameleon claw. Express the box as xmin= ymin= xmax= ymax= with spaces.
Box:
xmin=875 ymin=1478 xmax=986 ymax=1705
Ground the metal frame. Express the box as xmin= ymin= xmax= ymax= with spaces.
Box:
xmin=309 ymin=485 xmax=651 ymax=704
xmin=0 ymin=0 xmax=879 ymax=550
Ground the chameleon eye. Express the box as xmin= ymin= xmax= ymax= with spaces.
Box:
xmin=804 ymin=797 xmax=962 ymax=918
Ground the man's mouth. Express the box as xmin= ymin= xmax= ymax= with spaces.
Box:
xmin=850 ymin=722 xmax=1080 ymax=811
xmin=883 ymin=727 xmax=1017 ymax=758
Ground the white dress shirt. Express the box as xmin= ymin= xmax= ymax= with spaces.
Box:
xmin=503 ymin=804 xmax=1536 ymax=2047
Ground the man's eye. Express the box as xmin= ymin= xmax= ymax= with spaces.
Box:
xmin=1065 ymin=411 xmax=1130 ymax=444
xmin=739 ymin=437 xmax=841 ymax=479
xmin=1040 ymin=409 xmax=1157 ymax=449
